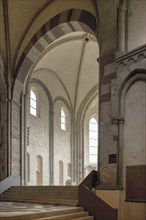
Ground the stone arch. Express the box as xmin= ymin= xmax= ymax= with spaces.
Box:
xmin=13 ymin=9 xmax=98 ymax=102
xmin=119 ymin=70 xmax=146 ymax=117
xmin=30 ymin=78 xmax=53 ymax=108
xmin=26 ymin=64 xmax=73 ymax=101
xmin=54 ymin=96 xmax=73 ymax=133
xmin=118 ymin=72 xmax=146 ymax=186
xmin=76 ymin=85 xmax=98 ymax=120
xmin=11 ymin=8 xmax=98 ymax=181
xmin=76 ymin=85 xmax=98 ymax=182
xmin=54 ymin=96 xmax=73 ymax=117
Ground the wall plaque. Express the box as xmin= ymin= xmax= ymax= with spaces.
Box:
xmin=126 ymin=165 xmax=146 ymax=202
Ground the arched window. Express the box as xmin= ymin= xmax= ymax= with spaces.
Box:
xmin=89 ymin=117 xmax=98 ymax=164
xmin=30 ymin=89 xmax=37 ymax=116
xmin=61 ymin=108 xmax=66 ymax=130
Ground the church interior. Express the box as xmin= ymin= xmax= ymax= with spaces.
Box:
xmin=0 ymin=0 xmax=146 ymax=220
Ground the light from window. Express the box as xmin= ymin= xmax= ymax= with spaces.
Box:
xmin=30 ymin=90 xmax=37 ymax=116
xmin=61 ymin=108 xmax=66 ymax=130
xmin=89 ymin=117 xmax=98 ymax=164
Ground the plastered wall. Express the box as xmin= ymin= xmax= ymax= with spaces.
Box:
xmin=54 ymin=100 xmax=71 ymax=185
xmin=84 ymin=98 xmax=98 ymax=176
xmin=27 ymin=83 xmax=49 ymax=185
xmin=127 ymin=0 xmax=146 ymax=51
xmin=119 ymin=79 xmax=146 ymax=220
xmin=123 ymin=80 xmax=146 ymax=168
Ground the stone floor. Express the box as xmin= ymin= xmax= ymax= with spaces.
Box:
xmin=0 ymin=202 xmax=76 ymax=217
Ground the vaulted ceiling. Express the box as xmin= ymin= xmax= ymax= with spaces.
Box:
xmin=0 ymin=0 xmax=117 ymax=71
xmin=0 ymin=0 xmax=99 ymax=71
xmin=0 ymin=0 xmax=117 ymax=107
xmin=31 ymin=32 xmax=99 ymax=111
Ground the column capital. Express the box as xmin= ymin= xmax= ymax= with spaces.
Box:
xmin=111 ymin=117 xmax=125 ymax=125
xmin=118 ymin=117 xmax=125 ymax=125
xmin=111 ymin=117 xmax=119 ymax=125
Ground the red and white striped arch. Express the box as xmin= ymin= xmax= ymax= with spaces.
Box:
xmin=14 ymin=9 xmax=98 ymax=86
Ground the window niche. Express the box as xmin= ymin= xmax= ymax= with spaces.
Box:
xmin=61 ymin=108 xmax=66 ymax=130
xmin=29 ymin=88 xmax=40 ymax=117
xmin=60 ymin=106 xmax=69 ymax=131
xmin=89 ymin=117 xmax=98 ymax=164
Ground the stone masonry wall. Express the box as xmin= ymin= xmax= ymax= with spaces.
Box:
xmin=27 ymin=83 xmax=49 ymax=185
xmin=54 ymin=100 xmax=71 ymax=185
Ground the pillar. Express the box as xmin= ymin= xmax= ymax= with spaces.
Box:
xmin=118 ymin=0 xmax=127 ymax=53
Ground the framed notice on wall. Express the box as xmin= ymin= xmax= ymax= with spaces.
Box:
xmin=126 ymin=165 xmax=146 ymax=202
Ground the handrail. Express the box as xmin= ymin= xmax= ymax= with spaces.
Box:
xmin=79 ymin=170 xmax=98 ymax=190
xmin=78 ymin=170 xmax=118 ymax=220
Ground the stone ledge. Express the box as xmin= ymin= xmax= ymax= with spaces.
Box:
xmin=96 ymin=184 xmax=123 ymax=190
xmin=116 ymin=44 xmax=146 ymax=68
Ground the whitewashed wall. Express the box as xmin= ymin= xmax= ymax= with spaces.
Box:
xmin=27 ymin=83 xmax=49 ymax=185
xmin=54 ymin=100 xmax=71 ymax=185
xmin=127 ymin=0 xmax=146 ymax=51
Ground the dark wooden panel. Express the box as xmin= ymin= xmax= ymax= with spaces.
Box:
xmin=126 ymin=165 xmax=146 ymax=202
xmin=108 ymin=154 xmax=117 ymax=164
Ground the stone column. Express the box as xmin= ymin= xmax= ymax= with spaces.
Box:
xmin=22 ymin=93 xmax=28 ymax=185
xmin=76 ymin=120 xmax=84 ymax=184
xmin=11 ymin=79 xmax=23 ymax=181
xmin=112 ymin=117 xmax=125 ymax=186
xmin=118 ymin=117 xmax=125 ymax=186
xmin=49 ymin=109 xmax=54 ymax=185
xmin=0 ymin=98 xmax=7 ymax=180
xmin=7 ymin=82 xmax=12 ymax=176
xmin=11 ymin=98 xmax=21 ymax=177
xmin=71 ymin=118 xmax=76 ymax=184
xmin=118 ymin=0 xmax=127 ymax=53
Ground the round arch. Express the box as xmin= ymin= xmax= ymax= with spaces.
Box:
xmin=13 ymin=9 xmax=98 ymax=94
xmin=117 ymin=71 xmax=146 ymax=186
xmin=10 ymin=7 xmax=99 ymax=181
xmin=119 ymin=70 xmax=146 ymax=117
xmin=76 ymin=85 xmax=98 ymax=182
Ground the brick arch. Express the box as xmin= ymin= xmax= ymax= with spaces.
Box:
xmin=14 ymin=9 xmax=98 ymax=93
